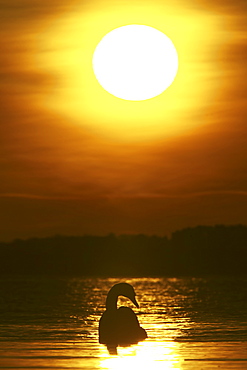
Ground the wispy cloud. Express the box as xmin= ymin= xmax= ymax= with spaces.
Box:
xmin=1 ymin=189 xmax=247 ymax=201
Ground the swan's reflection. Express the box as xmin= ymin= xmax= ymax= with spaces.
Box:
xmin=99 ymin=341 xmax=181 ymax=370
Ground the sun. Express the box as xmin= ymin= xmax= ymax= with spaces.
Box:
xmin=38 ymin=2 xmax=220 ymax=141
xmin=92 ymin=25 xmax=178 ymax=101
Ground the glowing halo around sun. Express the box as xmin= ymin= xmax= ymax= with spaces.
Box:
xmin=92 ymin=25 xmax=178 ymax=101
xmin=38 ymin=4 xmax=220 ymax=141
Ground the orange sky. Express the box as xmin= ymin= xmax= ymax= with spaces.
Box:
xmin=0 ymin=0 xmax=247 ymax=241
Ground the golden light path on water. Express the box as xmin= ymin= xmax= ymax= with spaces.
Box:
xmin=99 ymin=341 xmax=181 ymax=370
xmin=95 ymin=278 xmax=189 ymax=369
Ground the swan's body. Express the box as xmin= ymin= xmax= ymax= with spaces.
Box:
xmin=99 ymin=283 xmax=147 ymax=346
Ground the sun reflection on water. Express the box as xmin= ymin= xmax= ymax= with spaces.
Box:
xmin=96 ymin=277 xmax=193 ymax=370
xmin=99 ymin=341 xmax=181 ymax=370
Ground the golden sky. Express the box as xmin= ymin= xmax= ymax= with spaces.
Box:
xmin=0 ymin=0 xmax=247 ymax=241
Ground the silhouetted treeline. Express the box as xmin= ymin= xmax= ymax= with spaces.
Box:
xmin=0 ymin=225 xmax=246 ymax=276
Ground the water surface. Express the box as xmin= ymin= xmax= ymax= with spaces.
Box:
xmin=0 ymin=276 xmax=247 ymax=369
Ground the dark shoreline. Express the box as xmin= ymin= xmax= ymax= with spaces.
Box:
xmin=1 ymin=224 xmax=246 ymax=276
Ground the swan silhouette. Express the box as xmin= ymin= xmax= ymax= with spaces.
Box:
xmin=99 ymin=283 xmax=147 ymax=347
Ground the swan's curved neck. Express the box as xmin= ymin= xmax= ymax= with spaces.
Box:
xmin=106 ymin=290 xmax=118 ymax=311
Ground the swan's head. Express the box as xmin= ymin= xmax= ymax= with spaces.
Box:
xmin=110 ymin=283 xmax=139 ymax=308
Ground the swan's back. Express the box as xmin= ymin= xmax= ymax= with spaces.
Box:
xmin=99 ymin=307 xmax=147 ymax=345
xmin=117 ymin=307 xmax=147 ymax=345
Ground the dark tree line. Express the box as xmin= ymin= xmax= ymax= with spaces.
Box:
xmin=0 ymin=225 xmax=246 ymax=276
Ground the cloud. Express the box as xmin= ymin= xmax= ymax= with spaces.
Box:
xmin=0 ymin=0 xmax=72 ymax=22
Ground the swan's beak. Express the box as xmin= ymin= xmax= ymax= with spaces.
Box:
xmin=132 ymin=296 xmax=139 ymax=308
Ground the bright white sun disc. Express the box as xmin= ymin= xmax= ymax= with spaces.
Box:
xmin=92 ymin=25 xmax=178 ymax=101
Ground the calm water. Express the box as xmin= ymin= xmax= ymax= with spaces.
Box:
xmin=0 ymin=276 xmax=247 ymax=369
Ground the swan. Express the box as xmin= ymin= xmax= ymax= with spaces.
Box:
xmin=99 ymin=283 xmax=147 ymax=346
